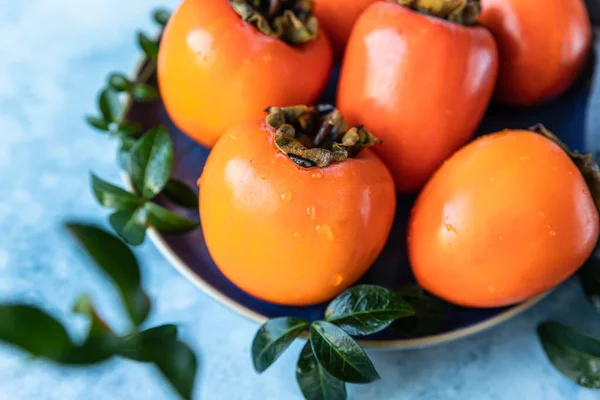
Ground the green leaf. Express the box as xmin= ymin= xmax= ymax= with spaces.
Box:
xmin=118 ymin=136 xmax=137 ymax=170
xmin=133 ymin=84 xmax=160 ymax=102
xmin=119 ymin=324 xmax=178 ymax=362
xmin=109 ymin=208 xmax=148 ymax=246
xmin=138 ymin=32 xmax=159 ymax=61
xmin=73 ymin=294 xmax=113 ymax=338
xmin=116 ymin=123 xmax=143 ymax=138
xmin=0 ymin=305 xmax=74 ymax=361
xmin=145 ymin=203 xmax=198 ymax=234
xmin=91 ymin=173 xmax=140 ymax=210
xmin=391 ymin=284 xmax=449 ymax=338
xmin=65 ymin=223 xmax=150 ymax=327
xmin=538 ymin=322 xmax=600 ymax=389
xmin=162 ymin=179 xmax=199 ymax=209
xmin=86 ymin=115 xmax=109 ymax=131
xmin=296 ymin=342 xmax=347 ymax=400
xmin=98 ymin=88 xmax=122 ymax=123
xmin=151 ymin=340 xmax=198 ymax=400
xmin=310 ymin=321 xmax=380 ymax=384
xmin=252 ymin=317 xmax=309 ymax=373
xmin=108 ymin=73 xmax=133 ymax=92
xmin=580 ymin=258 xmax=600 ymax=313
xmin=153 ymin=8 xmax=171 ymax=27
xmin=324 ymin=285 xmax=414 ymax=336
xmin=129 ymin=125 xmax=174 ymax=198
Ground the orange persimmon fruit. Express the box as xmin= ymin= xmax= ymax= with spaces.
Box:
xmin=408 ymin=126 xmax=600 ymax=308
xmin=199 ymin=105 xmax=396 ymax=306
xmin=479 ymin=0 xmax=592 ymax=106
xmin=158 ymin=0 xmax=333 ymax=148
xmin=313 ymin=0 xmax=378 ymax=58
xmin=337 ymin=0 xmax=498 ymax=193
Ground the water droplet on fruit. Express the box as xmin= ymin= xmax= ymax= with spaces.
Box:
xmin=262 ymin=55 xmax=272 ymax=62
xmin=229 ymin=134 xmax=236 ymax=139
xmin=490 ymin=177 xmax=495 ymax=181
xmin=260 ymin=173 xmax=268 ymax=180
xmin=312 ymin=172 xmax=322 ymax=179
xmin=549 ymin=230 xmax=556 ymax=236
xmin=488 ymin=285 xmax=495 ymax=293
xmin=307 ymin=206 xmax=316 ymax=220
xmin=331 ymin=274 xmax=344 ymax=287
xmin=537 ymin=210 xmax=546 ymax=219
xmin=281 ymin=191 xmax=292 ymax=202
xmin=519 ymin=155 xmax=531 ymax=161
xmin=293 ymin=232 xmax=300 ymax=238
xmin=316 ymin=224 xmax=334 ymax=241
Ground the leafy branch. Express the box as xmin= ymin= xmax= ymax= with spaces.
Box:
xmin=0 ymin=223 xmax=198 ymax=399
xmin=251 ymin=285 xmax=415 ymax=399
xmin=537 ymin=257 xmax=600 ymax=390
xmin=85 ymin=9 xmax=199 ymax=246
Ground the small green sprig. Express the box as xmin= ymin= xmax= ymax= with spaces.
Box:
xmin=85 ymin=9 xmax=199 ymax=246
xmin=538 ymin=257 xmax=600 ymax=390
xmin=0 ymin=223 xmax=198 ymax=399
xmin=251 ymin=285 xmax=415 ymax=400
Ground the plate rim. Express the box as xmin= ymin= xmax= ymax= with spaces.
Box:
xmin=123 ymin=167 xmax=548 ymax=350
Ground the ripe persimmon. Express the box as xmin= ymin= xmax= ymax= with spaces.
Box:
xmin=408 ymin=126 xmax=600 ymax=308
xmin=199 ymin=105 xmax=396 ymax=306
xmin=313 ymin=0 xmax=378 ymax=58
xmin=479 ymin=0 xmax=592 ymax=106
xmin=158 ymin=0 xmax=333 ymax=148
xmin=337 ymin=0 xmax=498 ymax=193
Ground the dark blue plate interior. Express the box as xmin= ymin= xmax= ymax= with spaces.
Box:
xmin=127 ymin=23 xmax=600 ymax=345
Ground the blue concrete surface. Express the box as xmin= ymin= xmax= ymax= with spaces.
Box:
xmin=1 ymin=1 xmax=600 ymax=399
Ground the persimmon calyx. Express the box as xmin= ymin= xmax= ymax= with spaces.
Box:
xmin=396 ymin=0 xmax=480 ymax=25
xmin=530 ymin=124 xmax=600 ymax=212
xmin=229 ymin=0 xmax=318 ymax=44
xmin=266 ymin=105 xmax=382 ymax=168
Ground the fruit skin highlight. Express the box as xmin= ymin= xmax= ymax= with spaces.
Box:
xmin=408 ymin=128 xmax=599 ymax=308
xmin=479 ymin=0 xmax=592 ymax=106
xmin=158 ymin=0 xmax=333 ymax=148
xmin=337 ymin=1 xmax=498 ymax=193
xmin=199 ymin=106 xmax=396 ymax=306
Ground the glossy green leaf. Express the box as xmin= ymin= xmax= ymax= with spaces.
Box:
xmin=138 ymin=32 xmax=159 ymax=61
xmin=145 ymin=203 xmax=198 ymax=234
xmin=153 ymin=8 xmax=171 ymax=27
xmin=98 ymin=88 xmax=122 ymax=123
xmin=151 ymin=340 xmax=198 ymax=400
xmin=108 ymin=73 xmax=133 ymax=92
xmin=118 ymin=136 xmax=137 ymax=170
xmin=119 ymin=324 xmax=178 ymax=362
xmin=0 ymin=304 xmax=74 ymax=361
xmin=91 ymin=173 xmax=140 ymax=210
xmin=538 ymin=322 xmax=600 ymax=389
xmin=252 ymin=317 xmax=309 ymax=373
xmin=109 ymin=208 xmax=148 ymax=246
xmin=133 ymin=84 xmax=160 ymax=102
xmin=65 ymin=223 xmax=150 ymax=326
xmin=310 ymin=321 xmax=379 ymax=384
xmin=129 ymin=125 xmax=173 ymax=198
xmin=324 ymin=285 xmax=414 ymax=336
xmin=296 ymin=342 xmax=347 ymax=400
xmin=116 ymin=123 xmax=143 ymax=138
xmin=162 ymin=179 xmax=199 ymax=209
xmin=391 ymin=284 xmax=449 ymax=338
xmin=86 ymin=115 xmax=109 ymax=131
xmin=579 ymin=258 xmax=600 ymax=313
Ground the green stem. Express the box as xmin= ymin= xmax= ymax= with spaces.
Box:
xmin=396 ymin=0 xmax=480 ymax=25
xmin=266 ymin=105 xmax=381 ymax=168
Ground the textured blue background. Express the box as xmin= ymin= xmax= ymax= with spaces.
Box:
xmin=1 ymin=0 xmax=600 ymax=399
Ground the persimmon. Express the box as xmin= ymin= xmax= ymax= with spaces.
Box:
xmin=313 ymin=0 xmax=378 ymax=58
xmin=408 ymin=126 xmax=600 ymax=308
xmin=158 ymin=0 xmax=333 ymax=148
xmin=199 ymin=105 xmax=396 ymax=306
xmin=479 ymin=0 xmax=592 ymax=106
xmin=337 ymin=0 xmax=498 ymax=193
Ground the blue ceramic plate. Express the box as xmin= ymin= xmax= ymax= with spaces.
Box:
xmin=123 ymin=22 xmax=600 ymax=350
